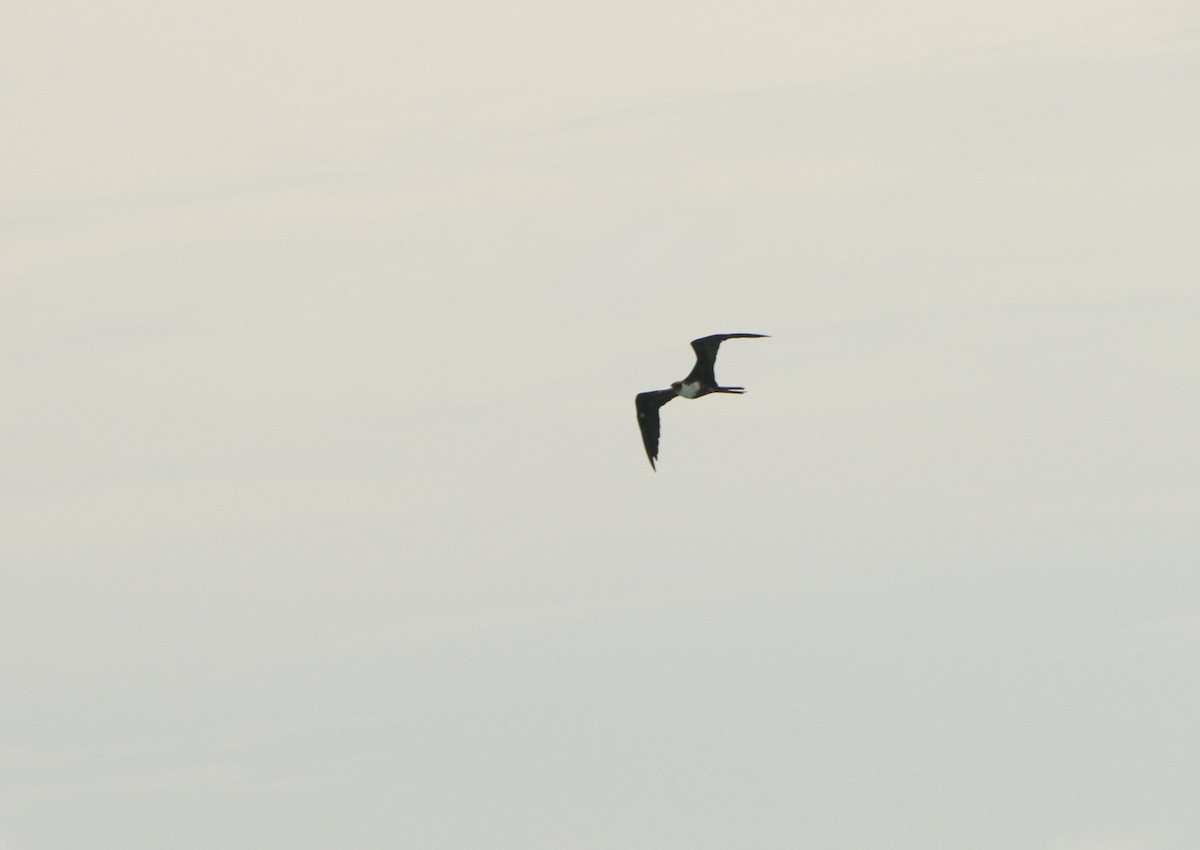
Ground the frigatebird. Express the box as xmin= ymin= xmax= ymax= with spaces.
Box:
xmin=635 ymin=333 xmax=768 ymax=470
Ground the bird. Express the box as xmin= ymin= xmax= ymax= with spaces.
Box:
xmin=635 ymin=333 xmax=768 ymax=470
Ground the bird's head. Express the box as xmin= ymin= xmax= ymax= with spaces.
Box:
xmin=670 ymin=381 xmax=682 ymax=392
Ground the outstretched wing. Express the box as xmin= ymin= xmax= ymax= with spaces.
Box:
xmin=635 ymin=389 xmax=676 ymax=470
xmin=684 ymin=333 xmax=768 ymax=385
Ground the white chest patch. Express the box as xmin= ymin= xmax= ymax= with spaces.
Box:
xmin=678 ymin=381 xmax=703 ymax=399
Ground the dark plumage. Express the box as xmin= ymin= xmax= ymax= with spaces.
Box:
xmin=635 ymin=333 xmax=768 ymax=470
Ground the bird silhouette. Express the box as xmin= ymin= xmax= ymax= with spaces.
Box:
xmin=635 ymin=333 xmax=768 ymax=470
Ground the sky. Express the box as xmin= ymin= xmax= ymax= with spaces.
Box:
xmin=3 ymin=1 xmax=1199 ymax=848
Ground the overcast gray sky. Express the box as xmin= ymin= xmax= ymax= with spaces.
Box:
xmin=3 ymin=2 xmax=1199 ymax=848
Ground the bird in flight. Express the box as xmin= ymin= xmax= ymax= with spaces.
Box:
xmin=635 ymin=333 xmax=768 ymax=470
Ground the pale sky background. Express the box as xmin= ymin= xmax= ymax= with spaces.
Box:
xmin=3 ymin=2 xmax=1199 ymax=848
